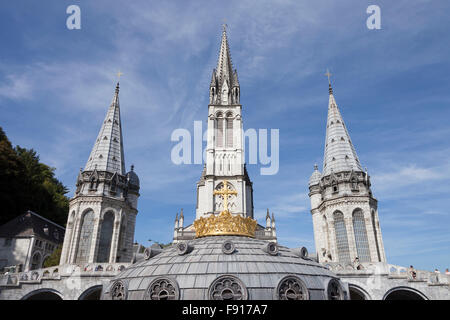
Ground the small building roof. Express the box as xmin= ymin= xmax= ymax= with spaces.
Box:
xmin=0 ymin=210 xmax=65 ymax=244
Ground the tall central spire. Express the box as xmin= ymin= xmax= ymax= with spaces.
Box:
xmin=210 ymin=25 xmax=240 ymax=105
xmin=84 ymin=82 xmax=126 ymax=175
xmin=322 ymin=81 xmax=363 ymax=176
xmin=216 ymin=25 xmax=235 ymax=87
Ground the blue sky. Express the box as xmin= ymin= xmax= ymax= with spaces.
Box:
xmin=1 ymin=1 xmax=449 ymax=271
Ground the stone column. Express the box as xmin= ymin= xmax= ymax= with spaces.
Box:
xmin=89 ymin=213 xmax=101 ymax=263
xmin=345 ymin=212 xmax=358 ymax=263
xmin=363 ymin=208 xmax=380 ymax=262
xmin=328 ymin=219 xmax=338 ymax=263
xmin=60 ymin=219 xmax=73 ymax=265
xmin=109 ymin=214 xmax=121 ymax=264
xmin=374 ymin=210 xmax=387 ymax=262
xmin=69 ymin=215 xmax=83 ymax=264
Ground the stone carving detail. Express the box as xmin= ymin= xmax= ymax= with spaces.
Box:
xmin=145 ymin=277 xmax=179 ymax=300
xmin=327 ymin=279 xmax=344 ymax=300
xmin=208 ymin=275 xmax=248 ymax=300
xmin=275 ymin=276 xmax=309 ymax=300
xmin=110 ymin=280 xmax=127 ymax=300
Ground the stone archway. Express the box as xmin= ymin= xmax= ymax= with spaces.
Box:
xmin=30 ymin=252 xmax=42 ymax=270
xmin=79 ymin=285 xmax=103 ymax=300
xmin=348 ymin=284 xmax=370 ymax=300
xmin=22 ymin=289 xmax=63 ymax=300
xmin=383 ymin=287 xmax=428 ymax=300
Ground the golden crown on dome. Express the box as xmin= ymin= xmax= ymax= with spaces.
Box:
xmin=194 ymin=210 xmax=257 ymax=238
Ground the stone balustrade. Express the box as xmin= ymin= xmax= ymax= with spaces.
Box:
xmin=322 ymin=262 xmax=450 ymax=286
xmin=0 ymin=263 xmax=130 ymax=288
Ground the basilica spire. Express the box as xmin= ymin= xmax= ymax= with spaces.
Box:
xmin=210 ymin=25 xmax=240 ymax=105
xmin=216 ymin=25 xmax=234 ymax=86
xmin=322 ymin=76 xmax=363 ymax=176
xmin=84 ymin=82 xmax=126 ymax=175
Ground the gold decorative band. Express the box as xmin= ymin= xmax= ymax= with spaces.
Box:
xmin=194 ymin=210 xmax=257 ymax=238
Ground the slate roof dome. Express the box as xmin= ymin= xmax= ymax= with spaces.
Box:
xmin=126 ymin=165 xmax=140 ymax=188
xmin=102 ymin=236 xmax=347 ymax=300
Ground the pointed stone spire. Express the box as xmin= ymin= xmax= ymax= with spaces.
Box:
xmin=216 ymin=25 xmax=236 ymax=90
xmin=210 ymin=69 xmax=217 ymax=87
xmin=179 ymin=208 xmax=184 ymax=229
xmin=84 ymin=82 xmax=126 ymax=175
xmin=271 ymin=213 xmax=276 ymax=230
xmin=322 ymin=78 xmax=363 ymax=176
xmin=174 ymin=213 xmax=179 ymax=230
xmin=266 ymin=209 xmax=271 ymax=228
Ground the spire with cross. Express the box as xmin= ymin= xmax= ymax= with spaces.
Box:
xmin=325 ymin=69 xmax=333 ymax=95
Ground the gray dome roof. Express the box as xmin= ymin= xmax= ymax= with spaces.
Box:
xmin=309 ymin=165 xmax=321 ymax=187
xmin=102 ymin=236 xmax=346 ymax=300
xmin=126 ymin=167 xmax=140 ymax=187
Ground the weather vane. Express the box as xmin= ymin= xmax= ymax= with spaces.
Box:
xmin=116 ymin=70 xmax=124 ymax=81
xmin=222 ymin=18 xmax=227 ymax=31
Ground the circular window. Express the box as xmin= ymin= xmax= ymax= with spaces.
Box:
xmin=327 ymin=279 xmax=344 ymax=300
xmin=145 ymin=277 xmax=179 ymax=300
xmin=275 ymin=275 xmax=309 ymax=300
xmin=176 ymin=241 xmax=192 ymax=255
xmin=222 ymin=240 xmax=235 ymax=254
xmin=208 ymin=275 xmax=248 ymax=300
xmin=263 ymin=242 xmax=279 ymax=256
xmin=110 ymin=280 xmax=127 ymax=300
xmin=144 ymin=247 xmax=152 ymax=260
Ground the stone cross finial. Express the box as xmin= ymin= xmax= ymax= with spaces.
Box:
xmin=325 ymin=69 xmax=332 ymax=84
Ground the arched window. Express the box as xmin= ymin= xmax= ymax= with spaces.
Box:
xmin=372 ymin=210 xmax=382 ymax=261
xmin=352 ymin=209 xmax=371 ymax=262
xmin=30 ymin=252 xmax=42 ymax=270
xmin=332 ymin=181 xmax=338 ymax=193
xmin=226 ymin=115 xmax=233 ymax=148
xmin=333 ymin=211 xmax=350 ymax=263
xmin=75 ymin=210 xmax=95 ymax=264
xmin=351 ymin=178 xmax=358 ymax=190
xmin=216 ymin=115 xmax=224 ymax=148
xmin=97 ymin=211 xmax=115 ymax=263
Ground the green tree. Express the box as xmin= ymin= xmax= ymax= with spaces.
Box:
xmin=0 ymin=127 xmax=69 ymax=226
xmin=0 ymin=127 xmax=28 ymax=224
xmin=43 ymin=245 xmax=62 ymax=268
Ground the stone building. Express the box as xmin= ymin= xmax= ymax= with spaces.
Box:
xmin=0 ymin=211 xmax=65 ymax=273
xmin=308 ymin=79 xmax=386 ymax=265
xmin=59 ymin=82 xmax=140 ymax=266
xmin=307 ymin=77 xmax=449 ymax=300
xmin=0 ymin=26 xmax=448 ymax=300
